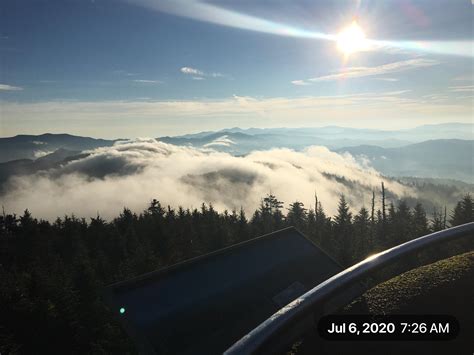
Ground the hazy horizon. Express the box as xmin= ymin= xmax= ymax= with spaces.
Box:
xmin=0 ymin=121 xmax=472 ymax=140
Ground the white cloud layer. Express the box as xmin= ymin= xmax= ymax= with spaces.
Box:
xmin=0 ymin=139 xmax=413 ymax=220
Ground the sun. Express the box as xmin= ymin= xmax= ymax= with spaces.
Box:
xmin=336 ymin=21 xmax=368 ymax=55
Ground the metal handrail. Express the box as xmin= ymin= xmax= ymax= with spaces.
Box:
xmin=225 ymin=222 xmax=474 ymax=354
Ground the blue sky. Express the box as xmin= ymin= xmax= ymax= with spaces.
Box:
xmin=0 ymin=0 xmax=473 ymax=138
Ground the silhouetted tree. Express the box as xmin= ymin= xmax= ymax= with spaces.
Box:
xmin=333 ymin=195 xmax=354 ymax=266
xmin=449 ymin=194 xmax=474 ymax=226
xmin=287 ymin=201 xmax=307 ymax=231
xmin=431 ymin=208 xmax=445 ymax=232
xmin=353 ymin=207 xmax=372 ymax=261
xmin=0 ymin=192 xmax=471 ymax=354
xmin=412 ymin=203 xmax=429 ymax=238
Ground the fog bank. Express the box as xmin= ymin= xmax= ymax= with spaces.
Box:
xmin=1 ymin=139 xmax=413 ymax=220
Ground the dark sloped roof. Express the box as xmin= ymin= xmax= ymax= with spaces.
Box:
xmin=104 ymin=226 xmax=342 ymax=355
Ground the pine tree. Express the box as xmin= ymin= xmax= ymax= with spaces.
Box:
xmin=430 ymin=208 xmax=445 ymax=232
xmin=315 ymin=201 xmax=332 ymax=253
xmin=449 ymin=194 xmax=474 ymax=226
xmin=305 ymin=207 xmax=317 ymax=242
xmin=1 ymin=193 xmax=472 ymax=354
xmin=412 ymin=203 xmax=429 ymax=238
xmin=371 ymin=191 xmax=375 ymax=225
xmin=287 ymin=201 xmax=307 ymax=231
xmin=333 ymin=195 xmax=354 ymax=266
xmin=259 ymin=193 xmax=285 ymax=232
xmin=353 ymin=207 xmax=371 ymax=261
xmin=374 ymin=209 xmax=384 ymax=250
xmin=381 ymin=182 xmax=387 ymax=224
xmin=393 ymin=200 xmax=412 ymax=244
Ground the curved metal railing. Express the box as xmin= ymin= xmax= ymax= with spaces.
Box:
xmin=225 ymin=222 xmax=474 ymax=354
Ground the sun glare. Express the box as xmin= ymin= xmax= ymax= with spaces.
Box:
xmin=337 ymin=21 xmax=368 ymax=55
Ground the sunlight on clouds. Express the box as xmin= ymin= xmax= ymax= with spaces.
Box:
xmin=292 ymin=59 xmax=440 ymax=85
xmin=370 ymin=39 xmax=474 ymax=58
xmin=1 ymin=139 xmax=413 ymax=220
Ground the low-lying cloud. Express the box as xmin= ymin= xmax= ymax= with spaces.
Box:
xmin=1 ymin=139 xmax=414 ymax=220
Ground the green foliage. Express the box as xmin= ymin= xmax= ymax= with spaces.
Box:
xmin=0 ymin=193 xmax=472 ymax=353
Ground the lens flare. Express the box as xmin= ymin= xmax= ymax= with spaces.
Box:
xmin=337 ymin=21 xmax=369 ymax=54
xmin=130 ymin=0 xmax=474 ymax=58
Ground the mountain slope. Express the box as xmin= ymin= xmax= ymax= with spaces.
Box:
xmin=0 ymin=133 xmax=115 ymax=162
xmin=0 ymin=149 xmax=83 ymax=189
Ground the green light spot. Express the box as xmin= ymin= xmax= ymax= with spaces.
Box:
xmin=119 ymin=307 xmax=126 ymax=315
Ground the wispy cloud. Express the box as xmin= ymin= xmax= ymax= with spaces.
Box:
xmin=292 ymin=58 xmax=440 ymax=85
xmin=453 ymin=74 xmax=474 ymax=81
xmin=132 ymin=79 xmax=162 ymax=84
xmin=291 ymin=80 xmax=311 ymax=86
xmin=421 ymin=93 xmax=450 ymax=102
xmin=448 ymin=85 xmax=474 ymax=93
xmin=0 ymin=83 xmax=23 ymax=91
xmin=180 ymin=66 xmax=204 ymax=76
xmin=375 ymin=78 xmax=399 ymax=82
xmin=112 ymin=69 xmax=139 ymax=77
xmin=180 ymin=66 xmax=228 ymax=80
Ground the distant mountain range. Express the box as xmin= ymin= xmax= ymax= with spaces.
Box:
xmin=337 ymin=139 xmax=473 ymax=183
xmin=0 ymin=133 xmax=115 ymax=162
xmin=160 ymin=123 xmax=473 ymax=154
xmin=0 ymin=123 xmax=472 ymax=184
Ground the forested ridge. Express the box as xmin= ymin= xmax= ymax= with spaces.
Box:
xmin=0 ymin=192 xmax=473 ymax=354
